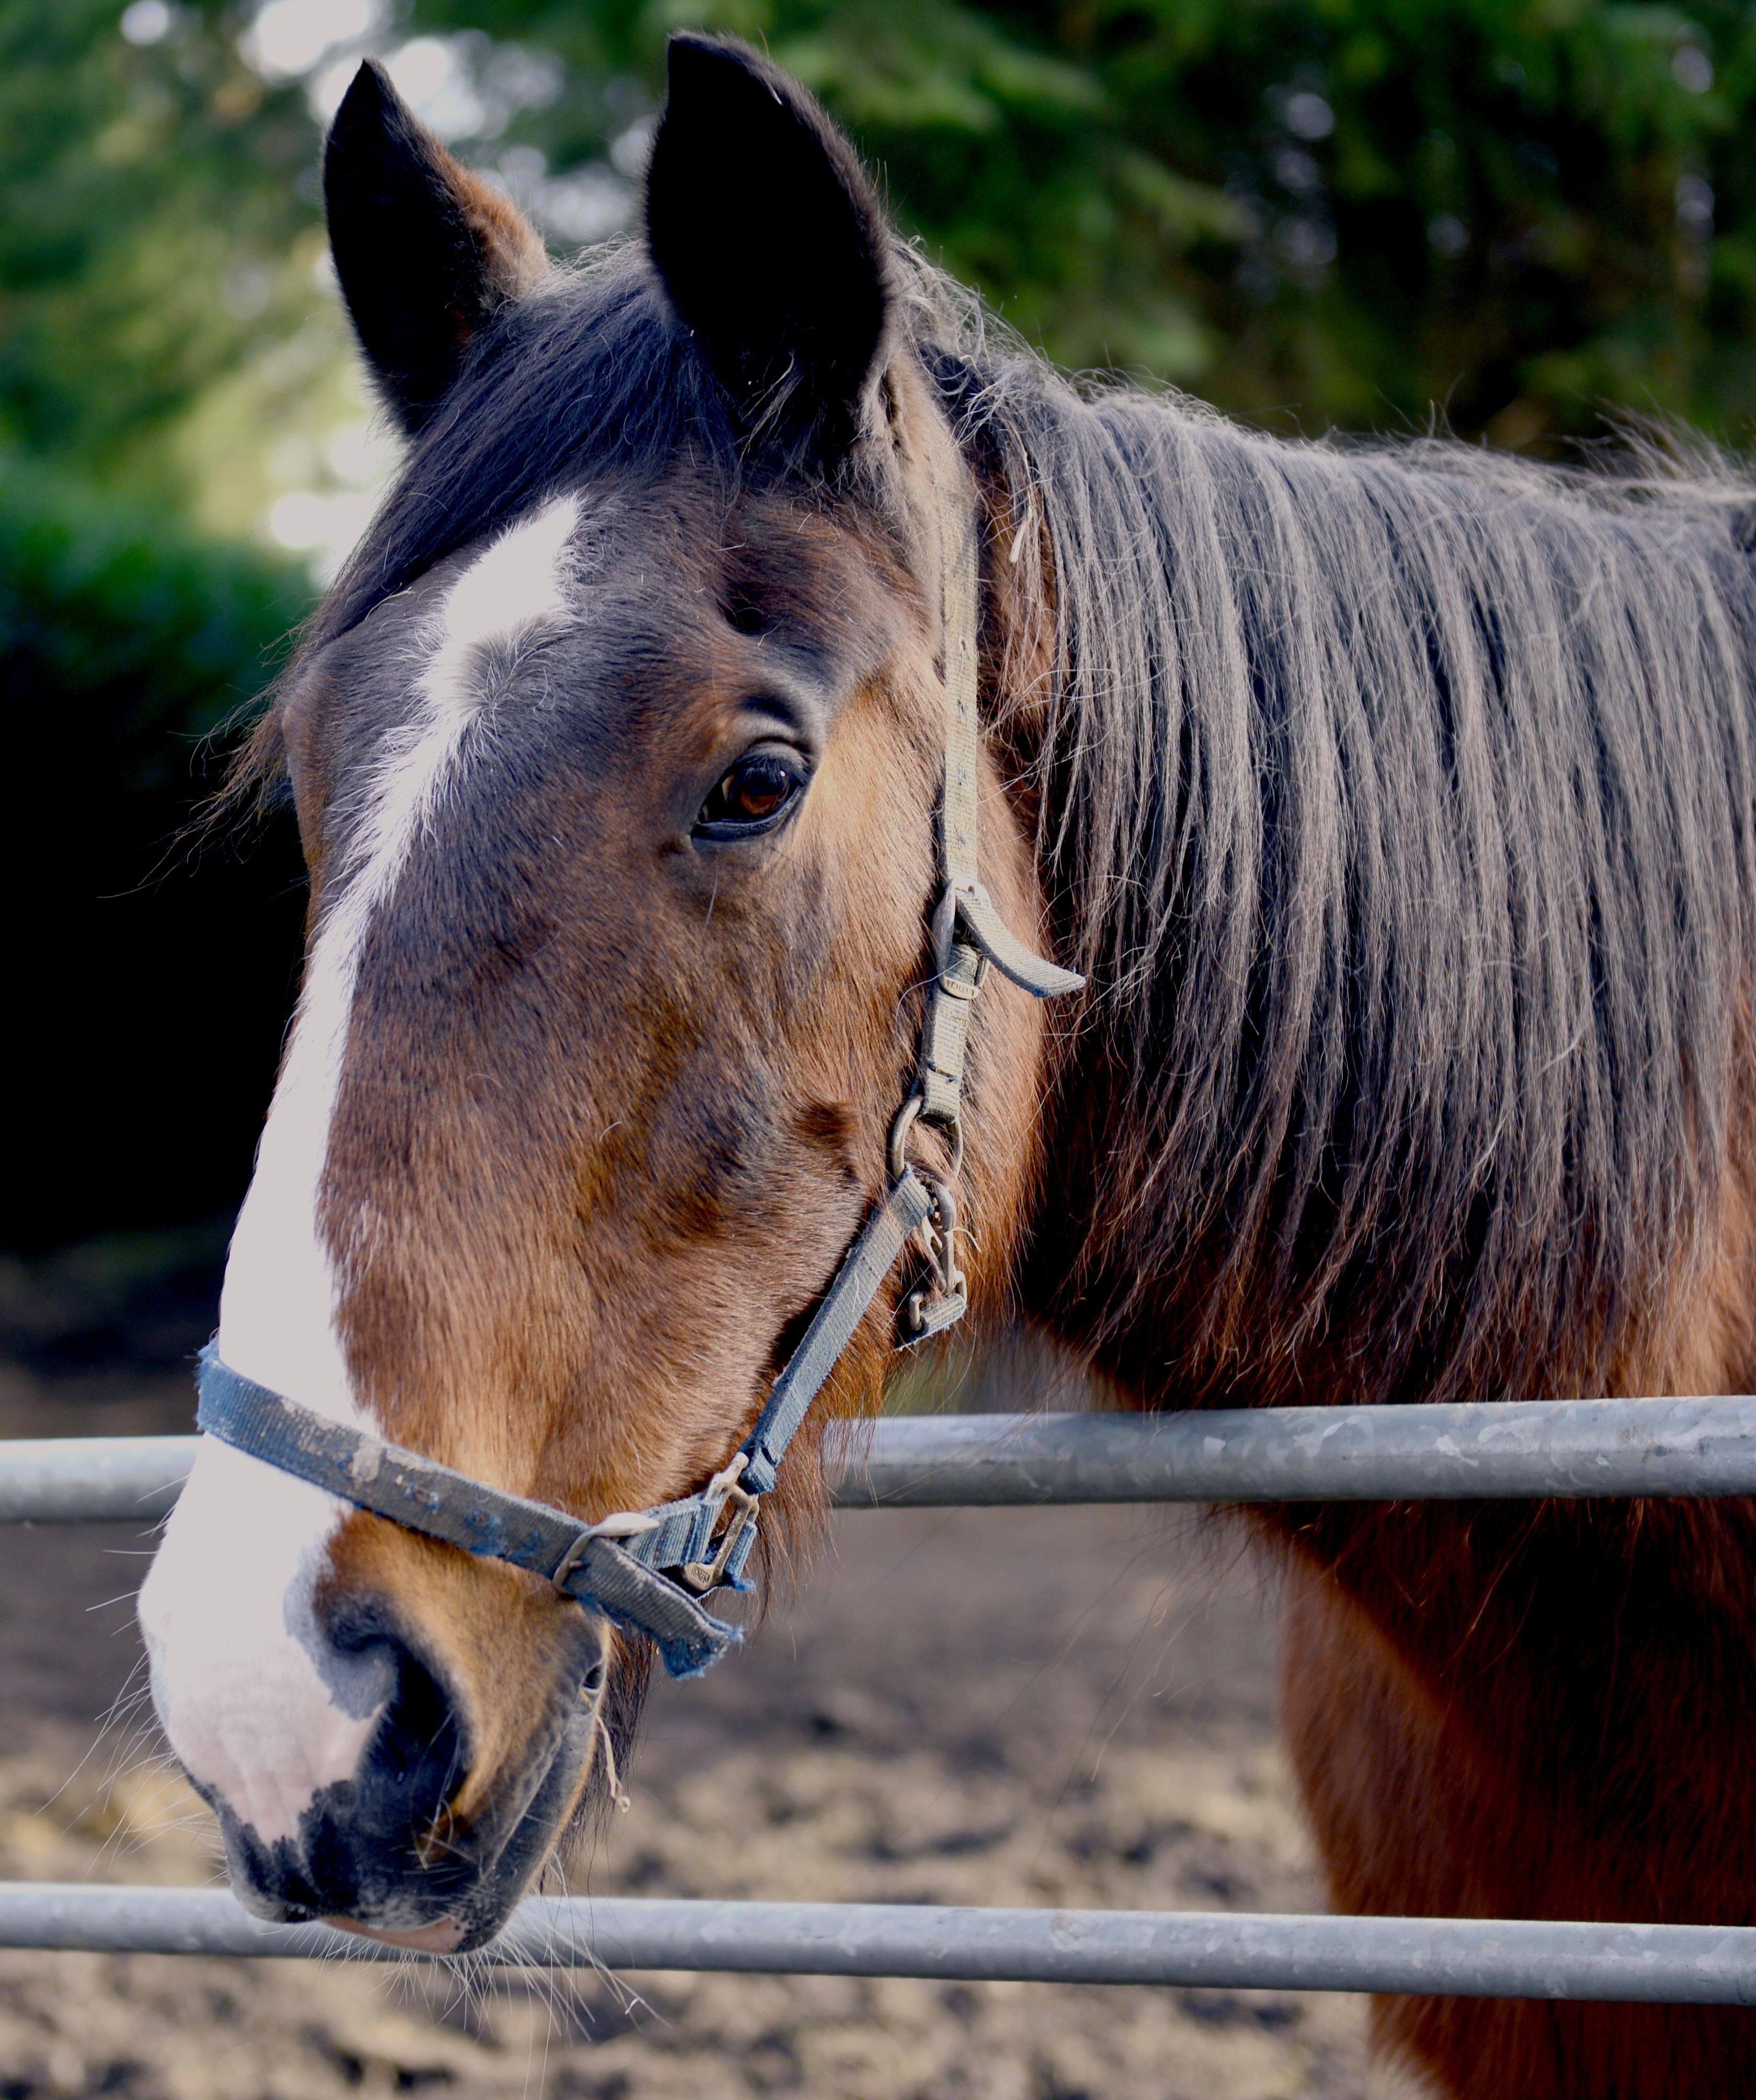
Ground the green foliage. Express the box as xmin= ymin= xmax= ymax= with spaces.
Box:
xmin=407 ymin=0 xmax=1756 ymax=444
xmin=0 ymin=455 xmax=309 ymax=766
xmin=0 ymin=0 xmax=317 ymax=493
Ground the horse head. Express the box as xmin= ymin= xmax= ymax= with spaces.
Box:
xmin=139 ymin=37 xmax=1062 ymax=1951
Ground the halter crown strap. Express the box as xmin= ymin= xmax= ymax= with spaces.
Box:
xmin=915 ymin=501 xmax=1081 ymax=1126
xmin=193 ymin=478 xmax=1081 ymax=1681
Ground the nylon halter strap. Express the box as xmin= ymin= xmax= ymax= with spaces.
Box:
xmin=195 ymin=484 xmax=1082 ymax=1682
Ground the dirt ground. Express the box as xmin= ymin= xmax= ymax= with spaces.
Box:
xmin=0 ymin=1358 xmax=1417 ymax=2100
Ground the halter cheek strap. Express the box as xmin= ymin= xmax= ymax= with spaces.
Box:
xmin=193 ymin=486 xmax=1082 ymax=1681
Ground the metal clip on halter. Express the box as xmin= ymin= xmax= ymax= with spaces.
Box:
xmin=902 ymin=1171 xmax=968 ymax=1342
xmin=678 ymin=1452 xmax=758 ymax=1593
xmin=189 ymin=485 xmax=1082 ymax=1682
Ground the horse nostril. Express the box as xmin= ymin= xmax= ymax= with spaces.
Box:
xmin=206 ymin=1607 xmax=472 ymax=1930
xmin=375 ymin=1639 xmax=466 ymax=1841
xmin=326 ymin=1613 xmax=466 ymax=1848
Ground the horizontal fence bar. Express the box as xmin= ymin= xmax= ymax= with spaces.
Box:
xmin=8 ymin=1397 xmax=1756 ymax=1524
xmin=835 ymin=1398 xmax=1756 ymax=1506
xmin=1 ymin=1886 xmax=1753 ymax=2002
xmin=0 ymin=1438 xmax=196 ymax=1523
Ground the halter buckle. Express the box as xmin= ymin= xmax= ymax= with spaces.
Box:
xmin=679 ymin=1451 xmax=759 ymax=1594
xmin=889 ymin=1093 xmax=965 ymax=1184
xmin=550 ymin=1508 xmax=658 ymax=1596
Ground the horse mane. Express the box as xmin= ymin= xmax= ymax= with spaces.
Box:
xmin=281 ymin=239 xmax=1756 ymax=1413
xmin=939 ymin=282 xmax=1756 ymax=1408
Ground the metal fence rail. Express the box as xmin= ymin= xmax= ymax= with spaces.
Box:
xmin=12 ymin=1401 xmax=1756 ymax=2006
xmin=9 ymin=1396 xmax=1756 ymax=1524
xmin=2 ymin=1886 xmax=1753 ymax=2002
xmin=834 ymin=1398 xmax=1756 ymax=1505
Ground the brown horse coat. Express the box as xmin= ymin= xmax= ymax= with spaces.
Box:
xmin=141 ymin=36 xmax=1756 ymax=2092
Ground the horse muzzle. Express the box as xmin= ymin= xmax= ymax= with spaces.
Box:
xmin=203 ymin=1612 xmax=600 ymax=1950
xmin=140 ymin=1443 xmax=613 ymax=1952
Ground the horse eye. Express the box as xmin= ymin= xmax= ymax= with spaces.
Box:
xmin=694 ymin=752 xmax=805 ymax=838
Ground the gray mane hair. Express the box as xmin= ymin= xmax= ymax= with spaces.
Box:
xmin=934 ymin=268 xmax=1756 ymax=1403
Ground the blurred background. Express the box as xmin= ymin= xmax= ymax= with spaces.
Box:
xmin=7 ymin=0 xmax=1756 ymax=1380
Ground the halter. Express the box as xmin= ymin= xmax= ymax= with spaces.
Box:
xmin=196 ymin=484 xmax=1082 ymax=1680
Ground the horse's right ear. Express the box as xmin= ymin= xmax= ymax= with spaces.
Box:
xmin=646 ymin=35 xmax=892 ymax=461
xmin=324 ymin=62 xmax=549 ymax=436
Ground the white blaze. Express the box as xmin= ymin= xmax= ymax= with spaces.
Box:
xmin=140 ymin=497 xmax=579 ymax=1844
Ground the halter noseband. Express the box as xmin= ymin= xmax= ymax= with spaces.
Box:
xmin=195 ymin=484 xmax=1082 ymax=1680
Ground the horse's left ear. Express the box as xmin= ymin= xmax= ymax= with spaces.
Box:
xmin=324 ymin=61 xmax=549 ymax=435
xmin=646 ymin=35 xmax=892 ymax=461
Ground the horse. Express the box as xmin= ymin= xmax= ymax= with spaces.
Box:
xmin=138 ymin=34 xmax=1756 ymax=2097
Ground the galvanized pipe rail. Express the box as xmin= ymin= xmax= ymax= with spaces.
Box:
xmin=2 ymin=1886 xmax=1754 ymax=2003
xmin=833 ymin=1397 xmax=1756 ymax=1505
xmin=8 ymin=1396 xmax=1756 ymax=1524
xmin=11 ymin=1399 xmax=1756 ymax=2005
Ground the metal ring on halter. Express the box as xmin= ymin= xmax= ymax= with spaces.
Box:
xmin=888 ymin=1092 xmax=964 ymax=1184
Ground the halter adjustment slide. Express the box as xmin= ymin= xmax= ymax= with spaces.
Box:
xmin=953 ymin=885 xmax=1084 ymax=1001
xmin=678 ymin=1454 xmax=758 ymax=1593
